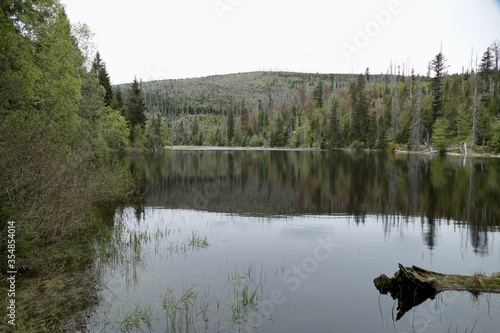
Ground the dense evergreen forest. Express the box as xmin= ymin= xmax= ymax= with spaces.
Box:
xmin=121 ymin=49 xmax=500 ymax=153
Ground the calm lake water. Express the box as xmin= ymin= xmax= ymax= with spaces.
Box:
xmin=86 ymin=150 xmax=500 ymax=333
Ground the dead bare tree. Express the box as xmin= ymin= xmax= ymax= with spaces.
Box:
xmin=409 ymin=77 xmax=422 ymax=150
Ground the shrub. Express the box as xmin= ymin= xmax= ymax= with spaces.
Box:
xmin=249 ymin=135 xmax=263 ymax=147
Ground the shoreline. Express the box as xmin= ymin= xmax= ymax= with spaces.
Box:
xmin=395 ymin=149 xmax=500 ymax=158
xmin=159 ymin=146 xmax=500 ymax=158
xmin=163 ymin=145 xmax=327 ymax=152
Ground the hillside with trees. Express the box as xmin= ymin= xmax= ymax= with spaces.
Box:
xmin=122 ymin=47 xmax=500 ymax=154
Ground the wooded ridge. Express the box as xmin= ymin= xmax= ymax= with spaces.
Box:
xmin=117 ymin=52 xmax=500 ymax=153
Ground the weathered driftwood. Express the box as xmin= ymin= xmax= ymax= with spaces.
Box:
xmin=373 ymin=264 xmax=500 ymax=320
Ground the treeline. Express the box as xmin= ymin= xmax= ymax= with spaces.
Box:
xmin=129 ymin=151 xmax=499 ymax=253
xmin=134 ymin=47 xmax=500 ymax=153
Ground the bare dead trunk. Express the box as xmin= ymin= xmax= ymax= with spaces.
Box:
xmin=374 ymin=264 xmax=500 ymax=320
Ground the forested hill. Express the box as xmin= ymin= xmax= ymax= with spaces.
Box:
xmin=120 ymin=71 xmax=381 ymax=115
xmin=116 ymin=56 xmax=500 ymax=152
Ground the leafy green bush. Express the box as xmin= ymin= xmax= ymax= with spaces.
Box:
xmin=249 ymin=135 xmax=263 ymax=147
xmin=350 ymin=140 xmax=365 ymax=150
xmin=431 ymin=118 xmax=453 ymax=154
xmin=490 ymin=121 xmax=500 ymax=153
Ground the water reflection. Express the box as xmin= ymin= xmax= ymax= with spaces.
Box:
xmin=87 ymin=208 xmax=500 ymax=333
xmin=128 ymin=151 xmax=500 ymax=253
xmin=83 ymin=151 xmax=500 ymax=332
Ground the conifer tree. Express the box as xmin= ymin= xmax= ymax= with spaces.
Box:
xmin=479 ymin=47 xmax=494 ymax=106
xmin=240 ymin=99 xmax=249 ymax=134
xmin=114 ymin=87 xmax=125 ymax=113
xmin=257 ymin=99 xmax=268 ymax=135
xmin=429 ymin=52 xmax=449 ymax=123
xmin=92 ymin=51 xmax=114 ymax=107
xmin=480 ymin=47 xmax=494 ymax=79
xmin=328 ymin=99 xmax=341 ymax=148
xmin=313 ymin=81 xmax=324 ymax=108
xmin=350 ymin=75 xmax=369 ymax=145
xmin=127 ymin=77 xmax=147 ymax=142
xmin=227 ymin=107 xmax=234 ymax=145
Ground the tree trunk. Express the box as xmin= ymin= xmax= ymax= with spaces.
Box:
xmin=374 ymin=264 xmax=500 ymax=320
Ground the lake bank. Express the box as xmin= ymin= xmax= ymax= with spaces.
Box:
xmin=163 ymin=145 xmax=327 ymax=151
xmin=395 ymin=149 xmax=500 ymax=158
xmin=163 ymin=145 xmax=500 ymax=158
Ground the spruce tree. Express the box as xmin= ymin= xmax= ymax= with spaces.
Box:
xmin=114 ymin=87 xmax=125 ymax=113
xmin=429 ymin=52 xmax=449 ymax=123
xmin=313 ymin=81 xmax=324 ymax=108
xmin=350 ymin=75 xmax=369 ymax=146
xmin=227 ymin=107 xmax=234 ymax=145
xmin=257 ymin=99 xmax=268 ymax=135
xmin=92 ymin=51 xmax=114 ymax=107
xmin=127 ymin=77 xmax=147 ymax=142
xmin=480 ymin=47 xmax=494 ymax=79
xmin=479 ymin=47 xmax=494 ymax=106
xmin=240 ymin=99 xmax=249 ymax=134
xmin=328 ymin=99 xmax=341 ymax=148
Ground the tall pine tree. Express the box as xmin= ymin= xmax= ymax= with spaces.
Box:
xmin=92 ymin=51 xmax=114 ymax=107
xmin=429 ymin=52 xmax=449 ymax=123
xmin=350 ymin=75 xmax=369 ymax=146
xmin=227 ymin=106 xmax=234 ymax=145
xmin=127 ymin=77 xmax=147 ymax=142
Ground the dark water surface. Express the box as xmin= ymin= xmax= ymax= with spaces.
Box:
xmin=87 ymin=150 xmax=500 ymax=332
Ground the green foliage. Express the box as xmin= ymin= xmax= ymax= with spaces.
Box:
xmin=227 ymin=107 xmax=234 ymax=145
xmin=269 ymin=110 xmax=290 ymax=147
xmin=92 ymin=51 xmax=114 ymax=107
xmin=490 ymin=121 xmax=500 ymax=153
xmin=249 ymin=134 xmax=264 ymax=147
xmin=99 ymin=108 xmax=130 ymax=153
xmin=0 ymin=0 xmax=133 ymax=246
xmin=145 ymin=113 xmax=170 ymax=150
xmin=240 ymin=100 xmax=249 ymax=134
xmin=126 ymin=77 xmax=147 ymax=142
xmin=430 ymin=52 xmax=448 ymax=123
xmin=350 ymin=75 xmax=369 ymax=145
xmin=257 ymin=99 xmax=268 ymax=135
xmin=431 ymin=118 xmax=453 ymax=153
xmin=78 ymin=68 xmax=130 ymax=156
xmin=0 ymin=4 xmax=136 ymax=331
xmin=313 ymin=81 xmax=324 ymax=108
xmin=109 ymin=45 xmax=498 ymax=152
xmin=131 ymin=124 xmax=148 ymax=148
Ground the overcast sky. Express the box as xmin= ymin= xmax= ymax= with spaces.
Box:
xmin=60 ymin=0 xmax=500 ymax=84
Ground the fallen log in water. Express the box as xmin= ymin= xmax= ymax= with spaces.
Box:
xmin=373 ymin=264 xmax=500 ymax=320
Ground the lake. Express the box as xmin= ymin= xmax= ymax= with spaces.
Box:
xmin=85 ymin=150 xmax=500 ymax=332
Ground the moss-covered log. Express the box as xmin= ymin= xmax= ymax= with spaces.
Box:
xmin=373 ymin=264 xmax=500 ymax=320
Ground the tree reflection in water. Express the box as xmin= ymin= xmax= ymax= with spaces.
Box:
xmin=127 ymin=150 xmax=500 ymax=254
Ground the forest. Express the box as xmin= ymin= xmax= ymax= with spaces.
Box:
xmin=120 ymin=48 xmax=500 ymax=154
xmin=0 ymin=1 xmax=138 ymax=330
xmin=0 ymin=0 xmax=156 ymax=236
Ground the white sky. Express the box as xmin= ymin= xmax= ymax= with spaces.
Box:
xmin=60 ymin=0 xmax=500 ymax=84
